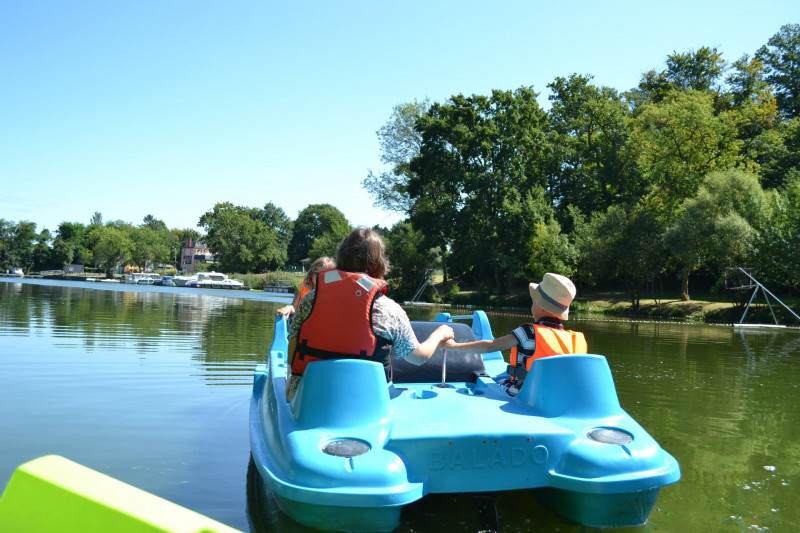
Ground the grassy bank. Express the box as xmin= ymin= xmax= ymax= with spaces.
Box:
xmin=444 ymin=286 xmax=800 ymax=325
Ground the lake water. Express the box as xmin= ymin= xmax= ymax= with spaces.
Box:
xmin=1 ymin=279 xmax=799 ymax=532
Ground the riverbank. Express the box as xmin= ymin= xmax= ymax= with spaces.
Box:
xmin=441 ymin=287 xmax=800 ymax=325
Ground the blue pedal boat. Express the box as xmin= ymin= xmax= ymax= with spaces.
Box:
xmin=249 ymin=311 xmax=680 ymax=531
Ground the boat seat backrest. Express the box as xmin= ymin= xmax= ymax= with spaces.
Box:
xmin=391 ymin=321 xmax=487 ymax=384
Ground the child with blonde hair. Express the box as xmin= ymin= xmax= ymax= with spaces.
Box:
xmin=276 ymin=256 xmax=335 ymax=318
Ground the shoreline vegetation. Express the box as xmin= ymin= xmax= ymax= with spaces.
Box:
xmin=25 ymin=270 xmax=799 ymax=326
xmin=417 ymin=288 xmax=800 ymax=326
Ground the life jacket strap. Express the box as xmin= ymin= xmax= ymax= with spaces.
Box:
xmin=507 ymin=363 xmax=528 ymax=382
xmin=292 ymin=339 xmax=382 ymax=376
xmin=295 ymin=338 xmax=370 ymax=360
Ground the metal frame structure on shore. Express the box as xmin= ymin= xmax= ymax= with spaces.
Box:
xmin=733 ymin=267 xmax=800 ymax=328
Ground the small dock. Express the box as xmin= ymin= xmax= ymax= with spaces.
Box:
xmin=263 ymin=279 xmax=294 ymax=294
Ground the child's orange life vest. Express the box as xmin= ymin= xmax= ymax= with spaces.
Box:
xmin=508 ymin=324 xmax=587 ymax=381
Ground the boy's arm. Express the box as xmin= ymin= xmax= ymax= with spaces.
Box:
xmin=442 ymin=333 xmax=517 ymax=354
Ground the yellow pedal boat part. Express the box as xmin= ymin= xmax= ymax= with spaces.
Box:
xmin=0 ymin=455 xmax=241 ymax=533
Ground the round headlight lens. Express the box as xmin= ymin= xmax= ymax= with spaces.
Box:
xmin=322 ymin=439 xmax=371 ymax=457
xmin=587 ymin=427 xmax=633 ymax=445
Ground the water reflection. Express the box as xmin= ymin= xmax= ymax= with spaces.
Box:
xmin=0 ymin=279 xmax=287 ymax=383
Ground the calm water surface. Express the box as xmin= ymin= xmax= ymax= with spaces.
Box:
xmin=1 ymin=279 xmax=799 ymax=532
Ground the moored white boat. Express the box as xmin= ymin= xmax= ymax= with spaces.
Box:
xmin=184 ymin=272 xmax=247 ymax=290
xmin=171 ymin=274 xmax=197 ymax=287
xmin=122 ymin=272 xmax=163 ymax=285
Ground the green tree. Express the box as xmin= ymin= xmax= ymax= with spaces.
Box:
xmin=756 ymin=24 xmax=800 ymax=119
xmin=259 ymin=202 xmax=292 ymax=267
xmin=88 ymin=225 xmax=133 ymax=274
xmin=727 ymin=54 xmax=772 ymax=108
xmin=664 ymin=170 xmax=771 ymax=300
xmin=547 ymin=74 xmax=642 ymax=217
xmin=128 ymin=226 xmax=171 ymax=270
xmin=52 ymin=222 xmax=91 ymax=267
xmin=573 ymin=201 xmax=668 ymax=309
xmin=198 ymin=202 xmax=285 ymax=273
xmin=6 ymin=221 xmax=40 ymax=273
xmin=32 ymin=228 xmax=54 ymax=271
xmin=512 ymin=191 xmax=575 ymax=284
xmin=633 ymin=47 xmax=726 ymax=107
xmin=362 ymin=99 xmax=429 ymax=214
xmin=308 ymin=217 xmax=351 ymax=260
xmin=724 ymin=54 xmax=784 ymax=184
xmin=382 ymin=221 xmax=439 ymax=300
xmin=758 ymin=171 xmax=800 ymax=289
xmin=0 ymin=220 xmax=15 ymax=271
xmin=406 ymin=135 xmax=460 ymax=283
xmin=287 ymin=204 xmax=351 ymax=265
xmin=410 ymin=88 xmax=550 ymax=293
xmin=759 ymin=116 xmax=800 ymax=189
xmin=89 ymin=212 xmax=103 ymax=228
xmin=629 ymin=90 xmax=742 ymax=211
xmin=141 ymin=214 xmax=168 ymax=232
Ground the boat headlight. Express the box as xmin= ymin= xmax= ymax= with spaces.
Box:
xmin=586 ymin=427 xmax=633 ymax=445
xmin=321 ymin=439 xmax=371 ymax=458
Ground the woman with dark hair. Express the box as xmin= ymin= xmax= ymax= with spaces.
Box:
xmin=284 ymin=227 xmax=453 ymax=400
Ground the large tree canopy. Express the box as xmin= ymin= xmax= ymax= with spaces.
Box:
xmin=287 ymin=204 xmax=350 ymax=265
xmin=88 ymin=225 xmax=133 ymax=274
xmin=629 ymin=90 xmax=742 ymax=211
xmin=198 ymin=202 xmax=285 ymax=273
xmin=410 ymin=88 xmax=551 ymax=292
xmin=547 ymin=74 xmax=641 ymax=216
xmin=51 ymin=222 xmax=91 ymax=268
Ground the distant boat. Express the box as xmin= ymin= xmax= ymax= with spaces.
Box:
xmin=0 ymin=268 xmax=24 ymax=278
xmin=171 ymin=274 xmax=198 ymax=287
xmin=185 ymin=272 xmax=247 ymax=290
xmin=122 ymin=272 xmax=162 ymax=285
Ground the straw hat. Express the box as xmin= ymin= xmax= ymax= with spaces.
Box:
xmin=529 ymin=273 xmax=576 ymax=320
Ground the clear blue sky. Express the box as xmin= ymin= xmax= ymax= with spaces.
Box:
xmin=1 ymin=1 xmax=797 ymax=234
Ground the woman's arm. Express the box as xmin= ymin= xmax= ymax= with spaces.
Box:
xmin=442 ymin=333 xmax=517 ymax=354
xmin=404 ymin=325 xmax=454 ymax=366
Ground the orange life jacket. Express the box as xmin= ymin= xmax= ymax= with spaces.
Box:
xmin=291 ymin=269 xmax=392 ymax=379
xmin=297 ymin=281 xmax=311 ymax=306
xmin=298 ymin=280 xmax=312 ymax=301
xmin=508 ymin=323 xmax=587 ymax=382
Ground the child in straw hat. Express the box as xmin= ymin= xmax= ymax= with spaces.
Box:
xmin=442 ymin=272 xmax=587 ymax=396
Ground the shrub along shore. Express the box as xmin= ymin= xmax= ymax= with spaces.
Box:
xmin=423 ymin=287 xmax=800 ymax=326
